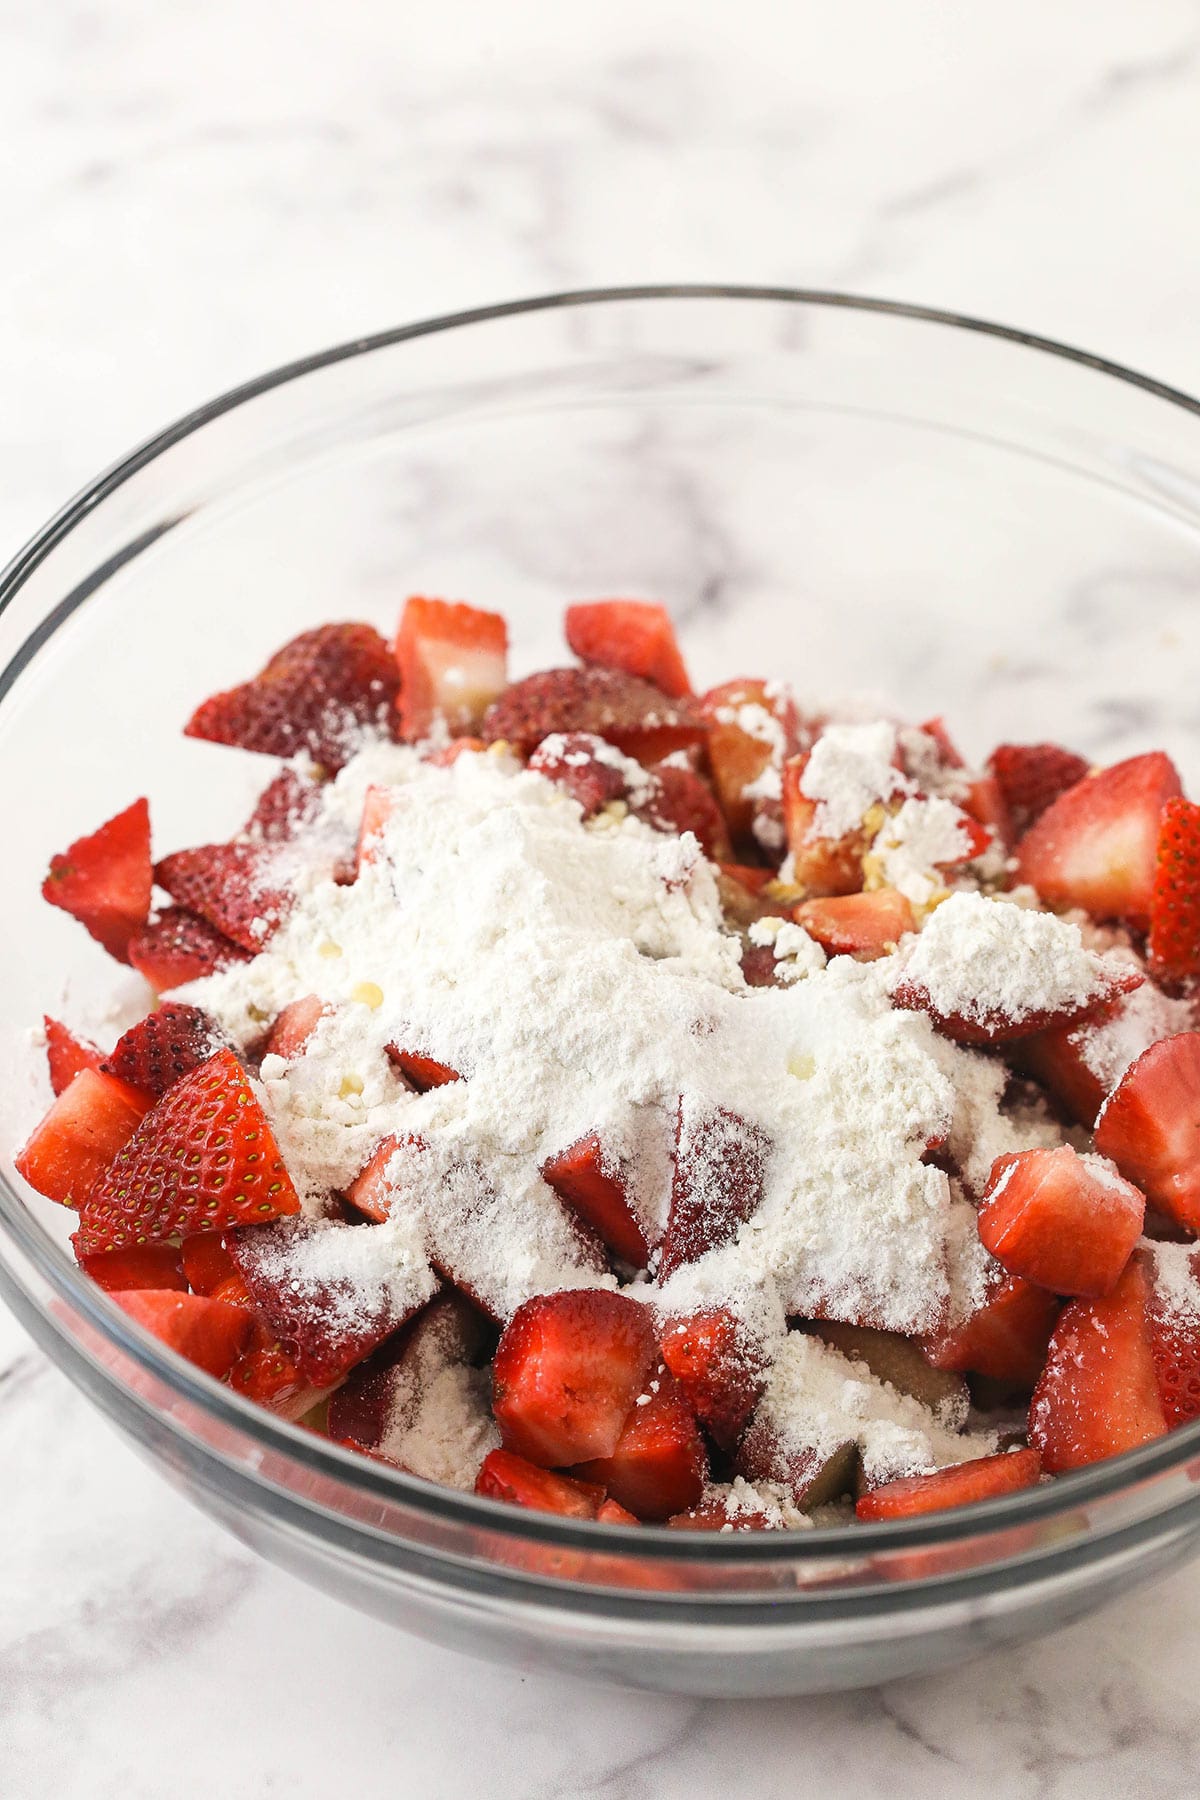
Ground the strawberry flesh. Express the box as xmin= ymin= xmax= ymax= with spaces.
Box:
xmin=481 ymin=666 xmax=706 ymax=764
xmin=265 ymin=995 xmax=330 ymax=1059
xmin=700 ymin=678 xmax=798 ymax=848
xmin=43 ymin=1016 xmax=104 ymax=1098
xmin=328 ymin=1289 xmax=492 ymax=1456
xmin=891 ymin=961 xmax=1142 ymax=1047
xmin=572 ymin=1367 xmax=708 ymax=1520
xmin=42 ymin=797 xmax=152 ymax=963
xmin=100 ymin=1002 xmax=223 ymax=1098
xmin=977 ymin=1145 xmax=1145 ymax=1298
xmin=565 ymin=600 xmax=692 ymax=699
xmin=384 ymin=1046 xmax=462 ymax=1091
xmin=636 ymin=764 xmax=732 ymax=861
xmin=78 ymin=1241 xmax=187 ymax=1293
xmin=659 ymin=1308 xmax=767 ymax=1451
xmin=781 ymin=753 xmax=867 ymax=896
xmin=113 ymin=1288 xmax=254 ymax=1379
xmin=1028 ymin=1258 xmax=1167 ymax=1472
xmin=228 ymin=1340 xmax=324 ymax=1419
xmin=856 ymin=1448 xmax=1043 ymax=1520
xmin=541 ymin=1134 xmax=650 ymax=1267
xmin=988 ymin=742 xmax=1090 ymax=839
xmin=180 ymin=1230 xmax=239 ymax=1295
xmin=475 ymin=1448 xmax=606 ymax=1519
xmin=794 ymin=888 xmax=915 ymax=960
xmin=127 ymin=907 xmax=251 ymax=991
xmin=395 ymin=597 xmax=508 ymax=740
xmin=922 ymin=1270 xmax=1060 ymax=1389
xmin=1094 ymin=1032 xmax=1200 ymax=1233
xmin=1014 ymin=751 xmax=1182 ymax=927
xmin=528 ymin=732 xmax=628 ymax=817
xmin=15 ymin=1069 xmax=154 ymax=1208
xmin=657 ymin=1103 xmax=769 ymax=1281
xmin=1144 ymin=1247 xmax=1200 ymax=1428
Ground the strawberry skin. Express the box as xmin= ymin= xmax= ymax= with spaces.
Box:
xmin=395 ymin=597 xmax=508 ymax=740
xmin=481 ymin=666 xmax=706 ymax=764
xmin=637 ymin=765 xmax=732 ymax=861
xmin=1028 ymin=1258 xmax=1167 ymax=1472
xmin=793 ymin=889 xmax=916 ymax=960
xmin=1147 ymin=797 xmax=1200 ymax=980
xmin=977 ymin=1146 xmax=1145 ymax=1298
xmin=565 ymin=601 xmax=692 ymax=700
xmin=127 ymin=907 xmax=251 ymax=992
xmin=659 ymin=1308 xmax=767 ymax=1451
xmin=242 ymin=765 xmax=323 ymax=844
xmin=922 ymin=1271 xmax=1060 ymax=1389
xmin=74 ymin=1047 xmax=301 ymax=1254
xmin=475 ymin=1448 xmax=606 ymax=1519
xmin=527 ymin=733 xmax=628 ymax=817
xmin=112 ymin=1288 xmax=254 ymax=1379
xmin=78 ymin=1241 xmax=187 ymax=1293
xmin=1145 ymin=1255 xmax=1200 ymax=1429
xmin=15 ymin=1069 xmax=154 ymax=1207
xmin=988 ymin=742 xmax=1091 ymax=839
xmin=573 ymin=1368 xmax=708 ymax=1521
xmin=856 ymin=1448 xmax=1043 ymax=1520
xmin=1094 ymin=1032 xmax=1200 ymax=1232
xmin=100 ymin=1002 xmax=223 ymax=1098
xmin=658 ymin=1103 xmax=769 ymax=1281
xmin=43 ymin=1016 xmax=104 ymax=1098
xmin=155 ymin=844 xmax=292 ymax=952
xmin=227 ymin=1340 xmax=324 ymax=1420
xmin=541 ymin=1134 xmax=650 ymax=1267
xmin=42 ymin=797 xmax=152 ymax=963
xmin=1014 ymin=751 xmax=1182 ymax=927
xmin=384 ymin=1046 xmax=462 ymax=1091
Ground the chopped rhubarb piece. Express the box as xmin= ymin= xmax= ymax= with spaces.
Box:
xmin=74 ymin=1048 xmax=301 ymax=1254
xmin=528 ymin=732 xmax=628 ymax=817
xmin=923 ymin=1271 xmax=1060 ymax=1389
xmin=573 ymin=1368 xmax=708 ymax=1520
xmin=481 ymin=666 xmax=706 ymax=764
xmin=43 ymin=1016 xmax=104 ymax=1098
xmin=735 ymin=1420 xmax=858 ymax=1509
xmin=327 ymin=1289 xmax=492 ymax=1455
xmin=185 ymin=622 xmax=399 ymax=773
xmin=541 ymin=1135 xmax=650 ymax=1267
xmin=475 ymin=1448 xmax=605 ymax=1519
xmin=657 ymin=1102 xmax=769 ymax=1281
xmin=781 ymin=754 xmax=866 ymax=896
xmin=385 ymin=1046 xmax=462 ymax=1091
xmin=265 ymin=995 xmax=329 ymax=1059
xmin=597 ymin=1498 xmax=640 ymax=1525
xmin=988 ymin=742 xmax=1091 ymax=839
xmin=659 ymin=1309 xmax=767 ymax=1451
xmin=100 ymin=1002 xmax=223 ymax=1098
xmin=395 ymin=597 xmax=508 ymax=740
xmin=491 ymin=1288 xmax=658 ymax=1467
xmin=812 ymin=1322 xmax=968 ymax=1418
xmin=228 ymin=1340 xmax=324 ymax=1419
xmin=637 ymin=765 xmax=732 ymax=861
xmin=180 ymin=1231 xmax=239 ymax=1296
xmin=15 ymin=1069 xmax=154 ymax=1208
xmin=1147 ymin=797 xmax=1200 ymax=980
xmin=42 ymin=797 xmax=152 ymax=963
xmin=113 ymin=1288 xmax=253 ymax=1378
xmin=856 ymin=1448 xmax=1043 ymax=1520
xmin=793 ymin=889 xmax=915 ymax=960
xmin=1028 ymin=1259 xmax=1167 ymax=1472
xmin=701 ymin=679 xmax=797 ymax=847
xmin=242 ymin=765 xmax=323 ymax=843
xmin=78 ymin=1242 xmax=187 ymax=1293
xmin=1014 ymin=751 xmax=1182 ymax=927
xmin=565 ymin=600 xmax=692 ymax=699
xmin=154 ymin=843 xmax=292 ymax=952
xmin=977 ymin=1146 xmax=1145 ymax=1298
xmin=1094 ymin=1033 xmax=1200 ymax=1233
xmin=127 ymin=907 xmax=250 ymax=991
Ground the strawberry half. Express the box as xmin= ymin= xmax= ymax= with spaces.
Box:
xmin=734 ymin=1418 xmax=859 ymax=1509
xmin=78 ymin=1241 xmax=187 ymax=1293
xmin=541 ymin=1134 xmax=650 ymax=1267
xmin=15 ymin=1069 xmax=154 ymax=1207
xmin=1094 ymin=1032 xmax=1200 ymax=1232
xmin=856 ymin=1448 xmax=1043 ymax=1521
xmin=573 ymin=1368 xmax=708 ymax=1521
xmin=659 ymin=1308 xmax=768 ymax=1451
xmin=977 ymin=1146 xmax=1145 ymax=1298
xmin=481 ymin=667 xmax=706 ymax=764
xmin=657 ymin=1103 xmax=769 ymax=1281
xmin=74 ymin=1047 xmax=301 ymax=1254
xmin=1014 ymin=751 xmax=1182 ymax=927
xmin=185 ymin=622 xmax=399 ymax=773
xmin=100 ymin=1002 xmax=224 ymax=1098
xmin=127 ymin=907 xmax=251 ymax=992
xmin=475 ymin=1449 xmax=606 ymax=1520
xmin=41 ymin=797 xmax=152 ymax=963
xmin=793 ymin=889 xmax=915 ymax=961
xmin=527 ymin=732 xmax=628 ymax=817
xmin=987 ymin=742 xmax=1091 ymax=839
xmin=668 ymin=1500 xmax=772 ymax=1532
xmin=1147 ymin=797 xmax=1200 ymax=981
xmin=112 ymin=1288 xmax=254 ymax=1379
xmin=43 ymin=1016 xmax=104 ymax=1098
xmin=922 ymin=1270 xmax=1060 ymax=1389
xmin=565 ymin=600 xmax=692 ymax=700
xmin=155 ymin=843 xmax=292 ymax=952
xmin=394 ymin=597 xmax=508 ymax=740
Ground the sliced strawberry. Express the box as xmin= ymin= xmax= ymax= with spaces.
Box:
xmin=15 ymin=1069 xmax=154 ymax=1208
xmin=43 ymin=1016 xmax=104 ymax=1098
xmin=528 ymin=732 xmax=629 ymax=817
xmin=327 ymin=1290 xmax=491 ymax=1455
xmin=657 ymin=1103 xmax=769 ymax=1281
xmin=700 ymin=679 xmax=797 ymax=847
xmin=1094 ymin=1032 xmax=1200 ymax=1232
xmin=242 ymin=765 xmax=323 ymax=844
xmin=793 ymin=889 xmax=915 ymax=960
xmin=228 ymin=1340 xmax=324 ymax=1419
xmin=345 ymin=1137 xmax=396 ymax=1223
xmin=180 ymin=1230 xmax=239 ymax=1296
xmin=668 ymin=1499 xmax=772 ymax=1531
xmin=961 ymin=773 xmax=1014 ymax=851
xmin=491 ymin=1289 xmax=658 ymax=1467
xmin=74 ymin=1047 xmax=301 ymax=1254
xmin=988 ymin=743 xmax=1091 ymax=839
xmin=892 ymin=961 xmax=1142 ymax=1047
xmin=659 ymin=1309 xmax=767 ymax=1451
xmin=354 ymin=784 xmax=395 ymax=874
xmin=977 ymin=1146 xmax=1145 ymax=1298
xmin=565 ymin=600 xmax=691 ymax=700
xmin=1028 ymin=1258 xmax=1167 ymax=1472
xmin=1147 ymin=797 xmax=1200 ymax=980
xmin=856 ymin=1448 xmax=1043 ymax=1520
xmin=78 ymin=1242 xmax=187 ymax=1293
xmin=42 ymin=798 xmax=152 ymax=963
xmin=394 ymin=597 xmax=508 ymax=740
xmin=185 ymin=622 xmax=399 ymax=773
xmin=1017 ymin=1020 xmax=1111 ymax=1129
xmin=424 ymin=736 xmax=487 ymax=767
xmin=100 ymin=1002 xmax=223 ymax=1098
xmin=922 ymin=1270 xmax=1060 ymax=1389
xmin=384 ymin=1045 xmax=462 ymax=1091
xmin=637 ymin=765 xmax=732 ymax=861
xmin=1144 ymin=1246 xmax=1200 ymax=1428
xmin=597 ymin=1498 xmax=640 ymax=1525
xmin=481 ymin=667 xmax=706 ymax=764
xmin=127 ymin=907 xmax=250 ymax=992
xmin=265 ymin=995 xmax=330 ymax=1060
xmin=573 ymin=1368 xmax=708 ymax=1520
xmin=114 ymin=1288 xmax=253 ymax=1378
xmin=475 ymin=1448 xmax=605 ymax=1519
xmin=781 ymin=754 xmax=867 ymax=897
xmin=1015 ymin=751 xmax=1182 ymax=927
xmin=154 ymin=843 xmax=292 ymax=953
xmin=541 ymin=1134 xmax=650 ymax=1267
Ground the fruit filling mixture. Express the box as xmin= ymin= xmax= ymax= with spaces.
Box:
xmin=17 ymin=597 xmax=1200 ymax=1531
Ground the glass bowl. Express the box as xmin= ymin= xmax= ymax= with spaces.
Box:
xmin=4 ymin=287 xmax=1200 ymax=1700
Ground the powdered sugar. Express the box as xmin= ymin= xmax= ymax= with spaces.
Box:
xmin=869 ymin=795 xmax=971 ymax=908
xmin=1144 ymin=1239 xmax=1200 ymax=1325
xmin=1075 ymin=982 xmax=1196 ymax=1092
xmin=800 ymin=722 xmax=905 ymax=839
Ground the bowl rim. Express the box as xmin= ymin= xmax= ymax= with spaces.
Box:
xmin=4 ymin=281 xmax=1200 ymax=1575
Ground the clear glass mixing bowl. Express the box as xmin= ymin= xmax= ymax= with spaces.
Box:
xmin=3 ymin=287 xmax=1200 ymax=1699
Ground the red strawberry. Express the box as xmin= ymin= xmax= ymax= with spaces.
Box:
xmin=42 ymin=798 xmax=152 ymax=963
xmin=1028 ymin=1258 xmax=1167 ymax=1472
xmin=100 ymin=1002 xmax=223 ymax=1098
xmin=668 ymin=1499 xmax=772 ymax=1531
xmin=155 ymin=843 xmax=292 ymax=952
xmin=15 ymin=1069 xmax=154 ymax=1207
xmin=354 ymin=784 xmax=395 ymax=874
xmin=328 ymin=1290 xmax=492 ymax=1456
xmin=988 ymin=743 xmax=1091 ymax=839
xmin=739 ymin=944 xmax=783 ymax=988
xmin=127 ymin=907 xmax=250 ymax=991
xmin=977 ymin=1146 xmax=1145 ymax=1298
xmin=481 ymin=667 xmax=706 ymax=764
xmin=1143 ymin=1246 xmax=1200 ymax=1428
xmin=657 ymin=1103 xmax=769 ymax=1281
xmin=659 ymin=1309 xmax=767 ymax=1451
xmin=78 ymin=1242 xmax=187 ymax=1293
xmin=573 ymin=1368 xmax=708 ymax=1520
xmin=565 ymin=600 xmax=692 ymax=699
xmin=475 ymin=1448 xmax=606 ymax=1519
xmin=793 ymin=888 xmax=915 ymax=960
xmin=1015 ymin=751 xmax=1182 ymax=927
xmin=892 ymin=961 xmax=1143 ymax=1047
xmin=113 ymin=1288 xmax=254 ymax=1378
xmin=700 ymin=679 xmax=797 ymax=847
xmin=961 ymin=774 xmax=1014 ymax=851
xmin=394 ymin=597 xmax=508 ymax=740
xmin=637 ymin=765 xmax=732 ymax=861
xmin=185 ymin=622 xmax=399 ymax=772
xmin=1017 ymin=1019 xmax=1112 ymax=1129
xmin=597 ymin=1498 xmax=640 ymax=1525
xmin=491 ymin=1289 xmax=658 ymax=1467
xmin=527 ymin=732 xmax=629 ymax=817
xmin=228 ymin=1340 xmax=324 ymax=1419
xmin=1147 ymin=797 xmax=1200 ymax=980
xmin=43 ymin=1016 xmax=104 ymax=1097
xmin=384 ymin=1046 xmax=462 ymax=1091
xmin=1094 ymin=1032 xmax=1200 ymax=1232
xmin=424 ymin=736 xmax=487 ymax=767
xmin=781 ymin=754 xmax=867 ymax=897
xmin=541 ymin=1135 xmax=650 ymax=1267
xmin=856 ymin=1448 xmax=1043 ymax=1520
xmin=718 ymin=861 xmax=775 ymax=897
xmin=922 ymin=1270 xmax=1060 ymax=1389
xmin=180 ymin=1230 xmax=239 ymax=1295
xmin=242 ymin=765 xmax=323 ymax=844
xmin=265 ymin=995 xmax=330 ymax=1059
xmin=73 ymin=1047 xmax=301 ymax=1254
xmin=345 ymin=1137 xmax=396 ymax=1223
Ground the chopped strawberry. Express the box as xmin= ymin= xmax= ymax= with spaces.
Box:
xmin=657 ymin=1103 xmax=769 ymax=1281
xmin=345 ymin=1137 xmax=397 ymax=1223
xmin=892 ymin=960 xmax=1142 ymax=1047
xmin=228 ymin=1340 xmax=324 ymax=1419
xmin=597 ymin=1498 xmax=640 ymax=1525
xmin=541 ymin=1135 xmax=650 ymax=1267
xmin=739 ymin=944 xmax=783 ymax=988
xmin=1017 ymin=1018 xmax=1111 ymax=1129
xmin=735 ymin=1420 xmax=858 ymax=1509
xmin=78 ymin=1242 xmax=187 ymax=1293
xmin=180 ymin=1230 xmax=239 ymax=1295
xmin=491 ymin=1289 xmax=659 ymax=1467
xmin=423 ymin=736 xmax=487 ymax=767
xmin=659 ymin=1309 xmax=767 ymax=1451
xmin=43 ymin=1016 xmax=104 ymax=1098
xmin=328 ymin=1290 xmax=491 ymax=1455
xmin=185 ymin=622 xmax=399 ymax=773
xmin=475 ymin=1448 xmax=605 ymax=1520
xmin=700 ymin=679 xmax=797 ymax=847
xmin=384 ymin=1046 xmax=462 ymax=1091
xmin=718 ymin=861 xmax=775 ymax=896
xmin=41 ymin=797 xmax=152 ymax=963
xmin=565 ymin=600 xmax=692 ymax=700
xmin=961 ymin=774 xmax=1014 ymax=851
xmin=395 ymin=597 xmax=508 ymax=740
xmin=74 ymin=1047 xmax=301 ymax=1254
xmin=355 ymin=784 xmax=395 ymax=873
xmin=242 ymin=765 xmax=323 ymax=844
xmin=793 ymin=889 xmax=915 ymax=960
xmin=1147 ymin=797 xmax=1200 ymax=980
xmin=100 ymin=1002 xmax=223 ymax=1098
xmin=856 ymin=1448 xmax=1043 ymax=1520
xmin=988 ymin=742 xmax=1091 ymax=839
xmin=668 ymin=1499 xmax=772 ymax=1531
xmin=1094 ymin=1032 xmax=1200 ymax=1232
xmin=113 ymin=1288 xmax=254 ymax=1378
xmin=1014 ymin=751 xmax=1182 ymax=927
xmin=637 ymin=765 xmax=732 ymax=861
xmin=1028 ymin=1258 xmax=1167 ymax=1472
xmin=1144 ymin=1248 xmax=1200 ymax=1428
xmin=481 ymin=667 xmax=706 ymax=764
xmin=154 ymin=843 xmax=292 ymax=952
xmin=977 ymin=1146 xmax=1145 ymax=1297
xmin=573 ymin=1368 xmax=708 ymax=1520
xmin=781 ymin=754 xmax=866 ymax=896
xmin=265 ymin=995 xmax=329 ymax=1059
xmin=127 ymin=907 xmax=251 ymax=991
xmin=527 ymin=732 xmax=628 ymax=817
xmin=15 ymin=1069 xmax=154 ymax=1208
xmin=922 ymin=1270 xmax=1060 ymax=1389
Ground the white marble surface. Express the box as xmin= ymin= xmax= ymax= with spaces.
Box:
xmin=5 ymin=1 xmax=1200 ymax=1791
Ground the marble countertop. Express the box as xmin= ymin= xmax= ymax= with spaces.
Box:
xmin=5 ymin=1 xmax=1200 ymax=1792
